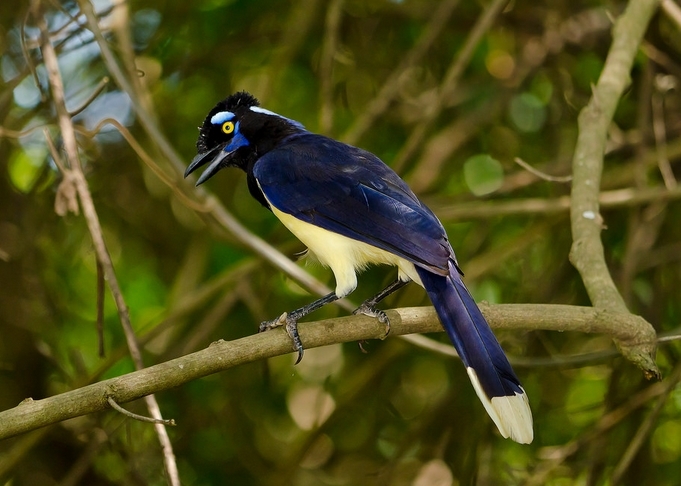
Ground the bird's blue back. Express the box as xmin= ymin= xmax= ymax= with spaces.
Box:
xmin=253 ymin=132 xmax=454 ymax=276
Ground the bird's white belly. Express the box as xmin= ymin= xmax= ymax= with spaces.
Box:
xmin=269 ymin=204 xmax=422 ymax=297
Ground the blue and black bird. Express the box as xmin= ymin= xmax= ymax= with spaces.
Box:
xmin=185 ymin=91 xmax=533 ymax=443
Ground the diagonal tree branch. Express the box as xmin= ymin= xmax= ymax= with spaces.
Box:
xmin=569 ymin=0 xmax=660 ymax=378
xmin=0 ymin=303 xmax=659 ymax=441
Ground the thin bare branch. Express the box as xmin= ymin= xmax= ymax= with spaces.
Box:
xmin=67 ymin=76 xmax=109 ymax=117
xmin=651 ymin=80 xmax=676 ymax=189
xmin=0 ymin=124 xmax=50 ymax=140
xmin=514 ymin=157 xmax=572 ymax=183
xmin=434 ymin=184 xmax=681 ymax=220
xmin=106 ymin=397 xmax=176 ymax=426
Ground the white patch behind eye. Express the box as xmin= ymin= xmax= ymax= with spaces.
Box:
xmin=250 ymin=106 xmax=305 ymax=129
xmin=249 ymin=106 xmax=281 ymax=117
xmin=211 ymin=111 xmax=235 ymax=124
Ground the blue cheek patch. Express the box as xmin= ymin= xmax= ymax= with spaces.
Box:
xmin=211 ymin=111 xmax=235 ymax=124
xmin=225 ymin=122 xmax=250 ymax=152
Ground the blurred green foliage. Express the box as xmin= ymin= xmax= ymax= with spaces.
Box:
xmin=1 ymin=0 xmax=681 ymax=484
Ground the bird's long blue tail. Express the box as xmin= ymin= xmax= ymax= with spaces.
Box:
xmin=416 ymin=260 xmax=533 ymax=444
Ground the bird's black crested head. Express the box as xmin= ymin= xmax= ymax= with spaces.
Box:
xmin=186 ymin=90 xmax=305 ymax=185
xmin=196 ymin=91 xmax=260 ymax=153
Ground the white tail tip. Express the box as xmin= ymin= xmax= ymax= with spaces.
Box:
xmin=467 ymin=368 xmax=534 ymax=444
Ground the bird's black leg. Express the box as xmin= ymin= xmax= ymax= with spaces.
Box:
xmin=353 ymin=279 xmax=409 ymax=337
xmin=259 ymin=291 xmax=339 ymax=364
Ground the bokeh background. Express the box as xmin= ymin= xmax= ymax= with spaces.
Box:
xmin=1 ymin=0 xmax=681 ymax=484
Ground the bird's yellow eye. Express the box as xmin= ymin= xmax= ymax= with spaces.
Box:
xmin=222 ymin=121 xmax=235 ymax=134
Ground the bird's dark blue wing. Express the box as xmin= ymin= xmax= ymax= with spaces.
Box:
xmin=253 ymin=133 xmax=452 ymax=275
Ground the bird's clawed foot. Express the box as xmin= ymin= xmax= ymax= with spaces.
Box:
xmin=259 ymin=312 xmax=305 ymax=364
xmin=353 ymin=302 xmax=391 ymax=338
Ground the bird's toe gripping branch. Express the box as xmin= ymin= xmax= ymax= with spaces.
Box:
xmin=351 ymin=278 xmax=408 ymax=339
xmin=352 ymin=302 xmax=391 ymax=338
xmin=260 ymin=312 xmax=305 ymax=364
xmin=259 ymin=292 xmax=340 ymax=365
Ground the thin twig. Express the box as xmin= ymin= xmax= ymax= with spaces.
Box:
xmin=642 ymin=41 xmax=681 ymax=79
xmin=514 ymin=157 xmax=572 ymax=183
xmin=43 ymin=129 xmax=80 ymax=216
xmin=106 ymin=397 xmax=176 ymax=426
xmin=96 ymin=259 xmax=105 ymax=358
xmin=651 ymin=84 xmax=676 ymax=189
xmin=41 ymin=127 xmax=66 ymax=173
xmin=0 ymin=124 xmax=50 ymax=140
xmin=657 ymin=331 xmax=681 ymax=343
xmin=434 ymin=184 xmax=681 ymax=220
xmin=68 ymin=76 xmax=109 ymax=117
xmin=21 ymin=8 xmax=44 ymax=102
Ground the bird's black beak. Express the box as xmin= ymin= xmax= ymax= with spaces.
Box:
xmin=184 ymin=144 xmax=233 ymax=186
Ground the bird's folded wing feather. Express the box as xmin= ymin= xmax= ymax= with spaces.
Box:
xmin=253 ymin=133 xmax=452 ymax=275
